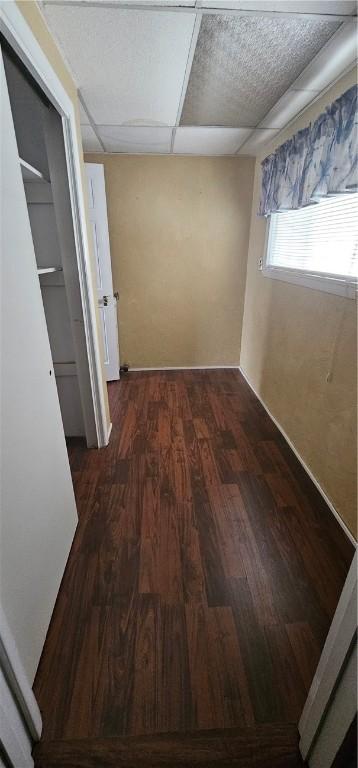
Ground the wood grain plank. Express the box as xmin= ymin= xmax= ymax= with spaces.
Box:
xmin=158 ymin=603 xmax=192 ymax=733
xmin=130 ymin=594 xmax=161 ymax=735
xmin=285 ymin=621 xmax=322 ymax=693
xmin=228 ymin=578 xmax=283 ymax=724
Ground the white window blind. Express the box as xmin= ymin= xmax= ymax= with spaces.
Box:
xmin=266 ymin=193 xmax=358 ymax=282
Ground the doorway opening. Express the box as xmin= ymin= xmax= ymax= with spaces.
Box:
xmin=2 ymin=40 xmax=102 ymax=450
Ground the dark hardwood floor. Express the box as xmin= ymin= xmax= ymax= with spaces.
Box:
xmin=33 ymin=370 xmax=353 ymax=767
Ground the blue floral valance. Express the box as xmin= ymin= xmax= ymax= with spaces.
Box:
xmin=259 ymin=85 xmax=358 ymax=216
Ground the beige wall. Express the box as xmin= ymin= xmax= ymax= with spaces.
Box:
xmin=16 ymin=1 xmax=110 ymax=430
xmin=240 ymin=68 xmax=357 ymax=538
xmin=85 ymin=155 xmax=255 ymax=368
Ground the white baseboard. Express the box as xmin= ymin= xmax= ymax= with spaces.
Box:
xmin=128 ymin=365 xmax=240 ymax=371
xmin=238 ymin=366 xmax=356 ymax=548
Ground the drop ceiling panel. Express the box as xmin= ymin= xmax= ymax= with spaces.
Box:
xmin=42 ymin=5 xmax=196 ymax=125
xmin=81 ymin=125 xmax=103 ymax=152
xmin=173 ymin=127 xmax=252 ymax=154
xmin=180 ymin=15 xmax=339 ymax=127
xmin=97 ymin=126 xmax=173 ymax=153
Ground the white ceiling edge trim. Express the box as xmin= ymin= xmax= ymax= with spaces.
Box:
xmin=41 ymin=2 xmax=358 ymax=23
xmin=78 ymin=91 xmax=105 ymax=151
xmin=173 ymin=12 xmax=202 ymax=140
xmin=237 ymin=21 xmax=357 ymax=155
xmin=82 ymin=150 xmax=250 ymax=156
xmin=83 ymin=124 xmax=259 ymax=129
xmin=37 ymin=0 xmax=106 ymax=152
xmin=173 ymin=124 xmax=257 ymax=130
xmin=237 ymin=65 xmax=356 ymax=155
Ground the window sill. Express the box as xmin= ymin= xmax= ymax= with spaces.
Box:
xmin=261 ymin=266 xmax=357 ymax=299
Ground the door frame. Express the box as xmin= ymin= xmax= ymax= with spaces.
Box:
xmin=0 ymin=0 xmax=110 ymax=448
xmin=299 ymin=551 xmax=357 ymax=766
xmin=85 ymin=161 xmax=121 ymax=382
xmin=0 ymin=606 xmax=41 ymax=768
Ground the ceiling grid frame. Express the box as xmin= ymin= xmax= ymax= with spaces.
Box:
xmin=40 ymin=0 xmax=358 ymax=156
xmin=78 ymin=90 xmax=105 ymax=151
xmin=42 ymin=1 xmax=357 ymax=24
xmin=171 ymin=12 xmax=202 ymax=151
xmin=237 ymin=18 xmax=357 ymax=154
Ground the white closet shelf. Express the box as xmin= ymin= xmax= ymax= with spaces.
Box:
xmin=19 ymin=157 xmax=49 ymax=183
xmin=37 ymin=266 xmax=63 ymax=275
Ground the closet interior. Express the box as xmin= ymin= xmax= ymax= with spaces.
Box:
xmin=3 ymin=47 xmax=86 ymax=439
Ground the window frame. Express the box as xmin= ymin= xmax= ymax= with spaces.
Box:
xmin=262 ymin=203 xmax=358 ymax=300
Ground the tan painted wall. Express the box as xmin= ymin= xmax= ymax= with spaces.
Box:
xmin=85 ymin=155 xmax=255 ymax=368
xmin=16 ymin=1 xmax=110 ymax=430
xmin=240 ymin=68 xmax=357 ymax=538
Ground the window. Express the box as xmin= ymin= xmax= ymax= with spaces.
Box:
xmin=264 ymin=193 xmax=358 ymax=298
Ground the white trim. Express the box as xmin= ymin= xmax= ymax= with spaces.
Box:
xmin=0 ymin=0 xmax=109 ymax=448
xmin=299 ymin=552 xmax=357 ymax=763
xmin=238 ymin=365 xmax=356 ymax=548
xmin=307 ymin=643 xmax=357 ymax=768
xmin=262 ymin=265 xmax=357 ymax=299
xmin=106 ymin=421 xmax=113 ymax=443
xmin=0 ymin=606 xmax=42 ymax=741
xmin=83 ymin=151 xmax=247 ymax=157
xmin=171 ymin=12 xmax=202 ymax=151
xmin=61 ymin=117 xmax=108 ymax=446
xmin=78 ymin=90 xmax=105 ymax=152
xmin=128 ymin=365 xmax=240 ymax=371
xmin=41 ymin=2 xmax=357 ymax=23
xmin=0 ymin=665 xmax=34 ymax=768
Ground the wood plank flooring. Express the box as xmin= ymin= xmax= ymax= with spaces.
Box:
xmin=33 ymin=724 xmax=303 ymax=767
xmin=33 ymin=370 xmax=354 ymax=767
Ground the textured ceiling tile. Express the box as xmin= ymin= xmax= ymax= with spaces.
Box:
xmin=42 ymin=6 xmax=195 ymax=126
xmin=81 ymin=125 xmax=103 ymax=152
xmin=97 ymin=126 xmax=173 ymax=153
xmin=173 ymin=127 xmax=252 ymax=154
xmin=180 ymin=15 xmax=339 ymax=127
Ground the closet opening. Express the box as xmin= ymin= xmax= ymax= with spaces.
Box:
xmin=2 ymin=40 xmax=97 ymax=451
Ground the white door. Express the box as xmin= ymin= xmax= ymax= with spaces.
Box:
xmin=1 ymin=42 xmax=77 ymax=701
xmin=85 ymin=163 xmax=120 ymax=381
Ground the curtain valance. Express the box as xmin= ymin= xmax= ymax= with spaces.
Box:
xmin=259 ymin=85 xmax=358 ymax=217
